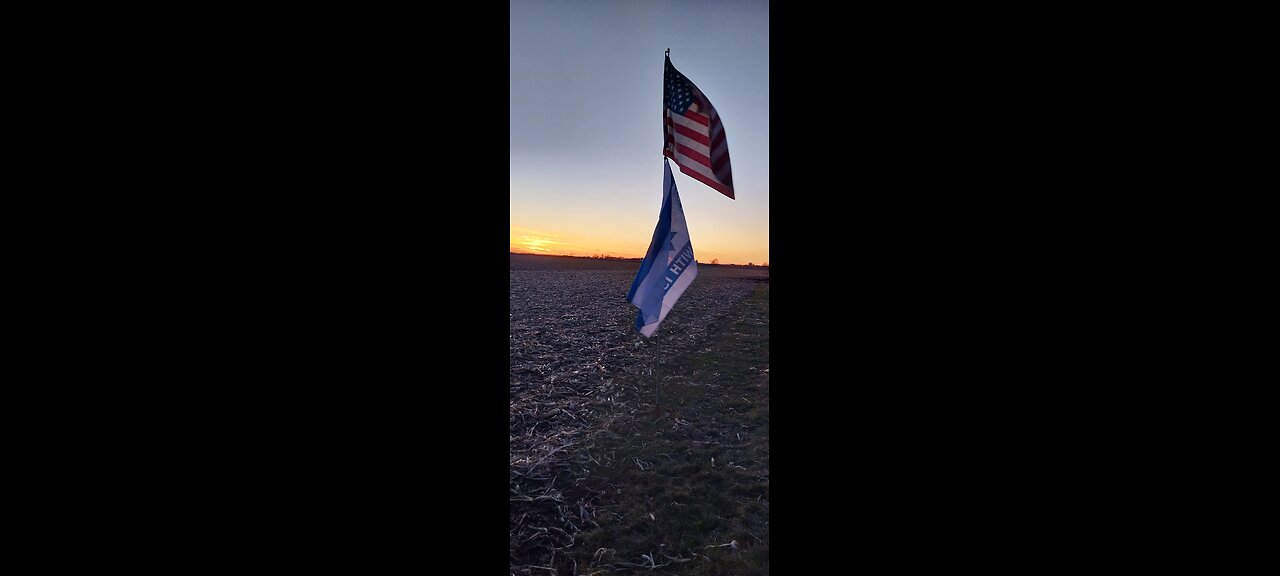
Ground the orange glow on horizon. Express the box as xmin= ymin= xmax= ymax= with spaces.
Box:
xmin=510 ymin=226 xmax=766 ymax=266
xmin=510 ymin=227 xmax=642 ymax=259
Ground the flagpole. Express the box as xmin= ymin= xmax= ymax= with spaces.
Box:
xmin=654 ymin=329 xmax=661 ymax=418
xmin=654 ymin=68 xmax=665 ymax=416
xmin=657 ymin=50 xmax=668 ymax=420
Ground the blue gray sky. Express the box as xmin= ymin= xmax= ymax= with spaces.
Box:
xmin=511 ymin=0 xmax=769 ymax=265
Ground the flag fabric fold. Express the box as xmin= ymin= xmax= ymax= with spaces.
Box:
xmin=627 ymin=159 xmax=698 ymax=338
xmin=663 ymin=55 xmax=735 ymax=199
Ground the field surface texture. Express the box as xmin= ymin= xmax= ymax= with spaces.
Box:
xmin=511 ymin=254 xmax=770 ymax=575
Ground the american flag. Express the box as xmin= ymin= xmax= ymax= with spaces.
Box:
xmin=663 ymin=55 xmax=734 ymax=199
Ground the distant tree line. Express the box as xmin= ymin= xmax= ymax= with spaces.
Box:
xmin=704 ymin=259 xmax=767 ymax=267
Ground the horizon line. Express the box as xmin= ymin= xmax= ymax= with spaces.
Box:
xmin=510 ymin=250 xmax=768 ymax=267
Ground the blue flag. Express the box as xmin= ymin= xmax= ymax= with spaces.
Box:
xmin=627 ymin=159 xmax=698 ymax=338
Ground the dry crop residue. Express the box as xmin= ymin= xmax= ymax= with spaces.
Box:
xmin=510 ymin=255 xmax=768 ymax=575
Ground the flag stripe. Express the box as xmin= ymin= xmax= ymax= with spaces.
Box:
xmin=679 ymin=165 xmax=735 ymax=198
xmin=676 ymin=161 xmax=720 ymax=188
xmin=710 ymin=134 xmax=727 ymax=158
xmin=670 ymin=139 xmax=732 ymax=191
xmin=672 ymin=152 xmax=715 ymax=180
xmin=708 ymin=122 xmax=724 ymax=141
xmin=681 ymin=109 xmax=710 ymax=127
xmin=673 ymin=133 xmax=711 ymax=158
xmin=709 ymin=128 xmax=731 ymax=175
xmin=673 ymin=151 xmax=714 ymax=179
xmin=664 ymin=150 xmax=735 ymax=198
xmin=674 ymin=143 xmax=713 ymax=169
xmin=709 ymin=128 xmax=726 ymax=149
xmin=670 ymin=112 xmax=709 ymax=135
xmin=672 ymin=122 xmax=711 ymax=146
xmin=713 ymin=162 xmax=733 ymax=185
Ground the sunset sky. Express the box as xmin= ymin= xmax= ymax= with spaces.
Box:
xmin=511 ymin=0 xmax=769 ymax=266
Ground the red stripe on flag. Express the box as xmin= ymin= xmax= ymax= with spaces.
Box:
xmin=664 ymin=150 xmax=735 ymax=199
xmin=710 ymin=152 xmax=730 ymax=173
xmin=674 ymin=143 xmax=713 ymax=168
xmin=677 ymin=163 xmax=735 ymax=199
xmin=663 ymin=116 xmax=677 ymax=153
xmin=710 ymin=129 xmax=726 ymax=149
xmin=673 ymin=123 xmax=711 ymax=146
xmin=681 ymin=109 xmax=710 ymax=127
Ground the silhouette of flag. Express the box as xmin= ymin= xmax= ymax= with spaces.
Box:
xmin=663 ymin=55 xmax=735 ymax=199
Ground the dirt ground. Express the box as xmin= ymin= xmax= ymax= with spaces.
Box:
xmin=511 ymin=254 xmax=769 ymax=575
